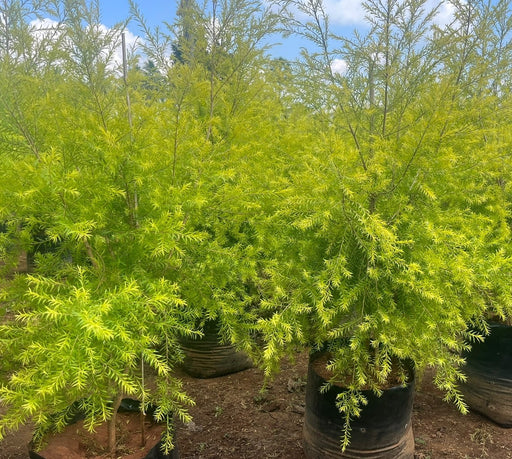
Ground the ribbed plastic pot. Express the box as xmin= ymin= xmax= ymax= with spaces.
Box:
xmin=180 ymin=320 xmax=252 ymax=378
xmin=461 ymin=323 xmax=512 ymax=427
xmin=303 ymin=353 xmax=415 ymax=458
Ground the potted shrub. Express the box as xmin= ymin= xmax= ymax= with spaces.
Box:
xmin=0 ymin=2 xmax=198 ymax=455
xmin=129 ymin=0 xmax=288 ymax=377
xmin=0 ymin=0 xmax=290 ymax=454
xmin=254 ymin=0 xmax=512 ymax=456
xmin=455 ymin=0 xmax=512 ymax=427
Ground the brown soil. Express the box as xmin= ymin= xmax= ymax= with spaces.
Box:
xmin=33 ymin=413 xmax=166 ymax=459
xmin=1 ymin=352 xmax=512 ymax=458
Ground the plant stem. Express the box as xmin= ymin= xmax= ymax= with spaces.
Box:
xmin=140 ymin=357 xmax=146 ymax=447
xmin=108 ymin=393 xmax=124 ymax=453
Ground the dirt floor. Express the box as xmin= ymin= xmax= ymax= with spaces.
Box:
xmin=1 ymin=352 xmax=512 ymax=458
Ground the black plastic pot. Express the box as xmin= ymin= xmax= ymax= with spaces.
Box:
xmin=145 ymin=440 xmax=180 ymax=459
xmin=461 ymin=323 xmax=512 ymax=427
xmin=180 ymin=320 xmax=252 ymax=378
xmin=303 ymin=353 xmax=415 ymax=458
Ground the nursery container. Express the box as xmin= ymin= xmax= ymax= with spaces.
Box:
xmin=180 ymin=320 xmax=252 ymax=378
xmin=303 ymin=353 xmax=415 ymax=458
xmin=462 ymin=323 xmax=512 ymax=427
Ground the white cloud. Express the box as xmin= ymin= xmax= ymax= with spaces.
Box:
xmin=331 ymin=57 xmax=348 ymax=74
xmin=324 ymin=0 xmax=366 ymax=26
xmin=429 ymin=1 xmax=457 ymax=28
xmin=29 ymin=17 xmax=58 ymax=29
xmin=24 ymin=18 xmax=66 ymax=64
xmin=85 ymin=23 xmax=142 ymax=71
xmin=29 ymin=17 xmax=65 ymax=45
xmin=109 ymin=27 xmax=142 ymax=70
xmin=30 ymin=18 xmax=143 ymax=72
xmin=323 ymin=0 xmax=458 ymax=28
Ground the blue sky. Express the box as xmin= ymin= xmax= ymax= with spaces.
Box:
xmin=97 ymin=0 xmax=463 ymax=59
xmin=99 ymin=0 xmax=310 ymax=59
xmin=101 ymin=1 xmax=176 ymax=30
xmin=88 ymin=1 xmax=467 ymax=60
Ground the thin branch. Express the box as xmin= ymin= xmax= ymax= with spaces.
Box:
xmin=83 ymin=239 xmax=100 ymax=270
xmin=122 ymin=31 xmax=139 ymax=228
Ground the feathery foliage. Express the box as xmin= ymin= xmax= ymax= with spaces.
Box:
xmin=254 ymin=0 xmax=512 ymax=449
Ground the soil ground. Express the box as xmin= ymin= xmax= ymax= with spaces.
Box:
xmin=1 ymin=352 xmax=512 ymax=458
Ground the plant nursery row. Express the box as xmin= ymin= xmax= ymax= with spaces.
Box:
xmin=1 ymin=0 xmax=512 ymax=457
